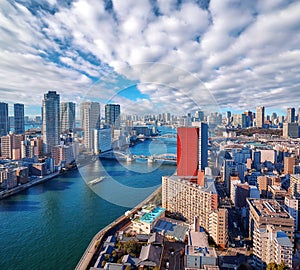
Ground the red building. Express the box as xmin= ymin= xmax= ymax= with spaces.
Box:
xmin=177 ymin=127 xmax=199 ymax=176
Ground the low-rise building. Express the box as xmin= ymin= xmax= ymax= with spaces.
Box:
xmin=132 ymin=206 xmax=165 ymax=234
xmin=185 ymin=231 xmax=218 ymax=269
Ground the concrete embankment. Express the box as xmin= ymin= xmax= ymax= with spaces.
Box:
xmin=75 ymin=186 xmax=162 ymax=270
xmin=0 ymin=172 xmax=60 ymax=200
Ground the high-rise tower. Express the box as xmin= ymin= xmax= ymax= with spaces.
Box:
xmin=287 ymin=107 xmax=295 ymax=123
xmin=176 ymin=123 xmax=208 ymax=176
xmin=60 ymin=102 xmax=76 ymax=134
xmin=105 ymin=104 xmax=120 ymax=128
xmin=256 ymin=106 xmax=265 ymax=128
xmin=14 ymin=103 xmax=25 ymax=134
xmin=42 ymin=91 xmax=60 ymax=153
xmin=80 ymin=102 xmax=100 ymax=150
xmin=0 ymin=102 xmax=8 ymax=137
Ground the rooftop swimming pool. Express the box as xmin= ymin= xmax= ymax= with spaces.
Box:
xmin=140 ymin=207 xmax=165 ymax=224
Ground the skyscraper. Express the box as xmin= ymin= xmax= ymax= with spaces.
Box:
xmin=80 ymin=102 xmax=100 ymax=150
xmin=177 ymin=127 xmax=199 ymax=176
xmin=60 ymin=102 xmax=76 ymax=134
xmin=177 ymin=123 xmax=208 ymax=176
xmin=287 ymin=107 xmax=295 ymax=123
xmin=42 ymin=91 xmax=60 ymax=153
xmin=0 ymin=102 xmax=8 ymax=137
xmin=14 ymin=103 xmax=25 ymax=134
xmin=256 ymin=106 xmax=265 ymax=128
xmin=105 ymin=104 xmax=120 ymax=128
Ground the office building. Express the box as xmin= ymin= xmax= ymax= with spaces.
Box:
xmin=60 ymin=102 xmax=75 ymax=134
xmin=233 ymin=113 xmax=247 ymax=128
xmin=287 ymin=107 xmax=295 ymax=123
xmin=283 ymin=122 xmax=299 ymax=138
xmin=105 ymin=104 xmax=120 ymax=128
xmin=80 ymin=102 xmax=100 ymax=151
xmin=162 ymin=175 xmax=218 ymax=230
xmin=14 ymin=103 xmax=25 ymax=134
xmin=247 ymin=199 xmax=294 ymax=244
xmin=209 ymin=208 xmax=228 ymax=248
xmin=0 ymin=102 xmax=9 ymax=137
xmin=256 ymin=106 xmax=265 ymax=128
xmin=177 ymin=127 xmax=199 ymax=176
xmin=94 ymin=128 xmax=112 ymax=154
xmin=177 ymin=124 xmax=208 ymax=176
xmin=42 ymin=91 xmax=60 ymax=153
xmin=253 ymin=225 xmax=293 ymax=269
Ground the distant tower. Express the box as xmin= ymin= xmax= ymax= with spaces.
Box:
xmin=256 ymin=106 xmax=265 ymax=128
xmin=80 ymin=102 xmax=100 ymax=150
xmin=60 ymin=102 xmax=76 ymax=134
xmin=287 ymin=107 xmax=295 ymax=123
xmin=0 ymin=102 xmax=9 ymax=137
xmin=14 ymin=103 xmax=25 ymax=134
xmin=105 ymin=104 xmax=120 ymax=128
xmin=42 ymin=91 xmax=60 ymax=153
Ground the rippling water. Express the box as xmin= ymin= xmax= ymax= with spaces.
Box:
xmin=0 ymin=133 xmax=176 ymax=270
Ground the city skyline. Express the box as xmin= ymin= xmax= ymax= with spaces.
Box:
xmin=0 ymin=1 xmax=300 ymax=116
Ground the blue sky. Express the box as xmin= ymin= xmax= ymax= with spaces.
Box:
xmin=1 ymin=0 xmax=300 ymax=117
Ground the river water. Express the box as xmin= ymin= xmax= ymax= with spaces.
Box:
xmin=0 ymin=127 xmax=176 ymax=270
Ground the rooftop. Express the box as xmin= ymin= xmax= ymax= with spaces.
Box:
xmin=248 ymin=199 xmax=291 ymax=219
xmin=139 ymin=207 xmax=165 ymax=224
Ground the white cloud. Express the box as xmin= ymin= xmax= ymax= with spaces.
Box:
xmin=0 ymin=0 xmax=300 ymax=116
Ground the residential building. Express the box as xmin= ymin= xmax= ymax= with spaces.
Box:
xmin=80 ymin=102 xmax=100 ymax=151
xmin=253 ymin=225 xmax=293 ymax=269
xmin=289 ymin=174 xmax=300 ymax=198
xmin=285 ymin=196 xmax=299 ymax=231
xmin=60 ymin=102 xmax=75 ymax=134
xmin=209 ymin=208 xmax=228 ymax=248
xmin=284 ymin=156 xmax=296 ymax=175
xmin=0 ymin=102 xmax=8 ymax=137
xmin=247 ymin=199 xmax=294 ymax=244
xmin=162 ymin=175 xmax=218 ymax=230
xmin=0 ymin=133 xmax=24 ymax=160
xmin=14 ymin=103 xmax=24 ymax=134
xmin=51 ymin=145 xmax=75 ymax=166
xmin=42 ymin=91 xmax=60 ymax=153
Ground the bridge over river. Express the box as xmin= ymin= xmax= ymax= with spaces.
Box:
xmin=99 ymin=150 xmax=176 ymax=164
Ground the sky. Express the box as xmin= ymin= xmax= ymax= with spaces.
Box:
xmin=1 ymin=0 xmax=300 ymax=116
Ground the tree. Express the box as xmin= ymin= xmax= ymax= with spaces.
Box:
xmin=266 ymin=262 xmax=289 ymax=270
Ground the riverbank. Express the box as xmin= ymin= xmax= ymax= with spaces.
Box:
xmin=75 ymin=186 xmax=162 ymax=270
xmin=0 ymin=171 xmax=60 ymax=200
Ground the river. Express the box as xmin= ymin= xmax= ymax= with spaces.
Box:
xmin=0 ymin=127 xmax=176 ymax=270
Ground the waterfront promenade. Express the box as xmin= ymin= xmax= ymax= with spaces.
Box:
xmin=0 ymin=171 xmax=59 ymax=200
xmin=75 ymin=186 xmax=162 ymax=270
